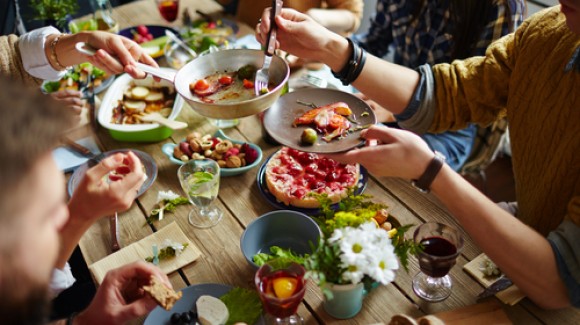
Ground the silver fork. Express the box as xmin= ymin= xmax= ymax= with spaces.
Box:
xmin=254 ymin=0 xmax=283 ymax=96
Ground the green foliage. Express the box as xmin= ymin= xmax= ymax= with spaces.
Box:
xmin=145 ymin=243 xmax=188 ymax=263
xmin=220 ymin=288 xmax=262 ymax=325
xmin=390 ymin=224 xmax=423 ymax=272
xmin=253 ymin=246 xmax=308 ymax=267
xmin=146 ymin=196 xmax=190 ymax=225
xmin=29 ymin=0 xmax=79 ymax=29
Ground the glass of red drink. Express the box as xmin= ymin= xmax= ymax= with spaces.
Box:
xmin=255 ymin=262 xmax=306 ymax=324
xmin=412 ymin=222 xmax=464 ymax=302
xmin=156 ymin=0 xmax=179 ymax=23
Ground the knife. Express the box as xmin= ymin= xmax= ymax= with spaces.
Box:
xmin=477 ymin=276 xmax=513 ymax=300
xmin=109 ymin=212 xmax=121 ymax=252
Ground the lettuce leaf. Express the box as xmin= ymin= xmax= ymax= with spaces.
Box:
xmin=220 ymin=287 xmax=262 ymax=325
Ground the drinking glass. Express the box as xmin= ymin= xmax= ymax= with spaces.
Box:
xmin=177 ymin=159 xmax=222 ymax=228
xmin=255 ymin=262 xmax=306 ymax=325
xmin=412 ymin=222 xmax=464 ymax=302
xmin=155 ymin=0 xmax=179 ymax=23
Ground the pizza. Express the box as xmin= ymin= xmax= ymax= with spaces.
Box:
xmin=265 ymin=147 xmax=360 ymax=208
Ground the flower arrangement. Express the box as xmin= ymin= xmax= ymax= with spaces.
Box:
xmin=304 ymin=191 xmax=421 ymax=298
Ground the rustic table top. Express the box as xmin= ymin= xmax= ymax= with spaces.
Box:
xmin=74 ymin=0 xmax=580 ymax=324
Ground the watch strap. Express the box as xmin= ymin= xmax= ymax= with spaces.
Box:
xmin=411 ymin=152 xmax=445 ymax=193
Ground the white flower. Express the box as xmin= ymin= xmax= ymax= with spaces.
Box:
xmin=367 ymin=249 xmax=399 ymax=285
xmin=341 ymin=264 xmax=365 ymax=284
xmin=157 ymin=190 xmax=180 ymax=203
xmin=337 ymin=227 xmax=370 ymax=266
xmin=161 ymin=239 xmax=186 ymax=256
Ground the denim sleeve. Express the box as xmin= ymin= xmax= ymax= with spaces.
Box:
xmin=394 ymin=64 xmax=436 ymax=134
xmin=547 ymin=219 xmax=580 ymax=308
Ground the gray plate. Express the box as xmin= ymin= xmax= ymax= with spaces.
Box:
xmin=144 ymin=283 xmax=265 ymax=325
xmin=263 ymin=88 xmax=377 ymax=153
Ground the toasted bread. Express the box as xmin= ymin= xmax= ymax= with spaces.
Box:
xmin=142 ymin=275 xmax=182 ymax=311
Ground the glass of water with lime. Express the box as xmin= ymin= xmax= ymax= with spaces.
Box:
xmin=178 ymin=159 xmax=222 ymax=228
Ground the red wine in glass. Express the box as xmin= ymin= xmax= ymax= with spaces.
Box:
xmin=418 ymin=236 xmax=458 ymax=277
xmin=412 ymin=223 xmax=463 ymax=302
xmin=157 ymin=0 xmax=179 ymax=23
xmin=255 ymin=262 xmax=306 ymax=323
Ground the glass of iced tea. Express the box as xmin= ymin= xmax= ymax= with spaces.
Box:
xmin=255 ymin=261 xmax=306 ymax=324
xmin=412 ymin=222 xmax=464 ymax=302
xmin=155 ymin=0 xmax=179 ymax=23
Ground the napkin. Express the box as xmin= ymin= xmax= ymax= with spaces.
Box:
xmin=463 ymin=253 xmax=526 ymax=305
xmin=89 ymin=222 xmax=202 ymax=284
xmin=52 ymin=136 xmax=100 ymax=173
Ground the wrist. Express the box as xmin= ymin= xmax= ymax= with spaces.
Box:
xmin=326 ymin=36 xmax=351 ymax=73
xmin=411 ymin=151 xmax=446 ymax=193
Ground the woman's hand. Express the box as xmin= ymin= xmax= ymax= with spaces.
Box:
xmin=324 ymin=125 xmax=434 ymax=180
xmin=75 ymin=261 xmax=170 ymax=325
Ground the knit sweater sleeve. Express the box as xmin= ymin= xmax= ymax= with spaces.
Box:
xmin=425 ymin=10 xmax=540 ymax=133
xmin=0 ymin=35 xmax=40 ymax=85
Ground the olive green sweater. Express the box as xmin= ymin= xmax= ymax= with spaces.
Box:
xmin=431 ymin=6 xmax=580 ymax=234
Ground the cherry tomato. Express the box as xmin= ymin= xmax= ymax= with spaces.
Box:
xmin=218 ymin=75 xmax=233 ymax=85
xmin=194 ymin=79 xmax=210 ymax=91
xmin=242 ymin=79 xmax=254 ymax=89
xmin=136 ymin=25 xmax=149 ymax=36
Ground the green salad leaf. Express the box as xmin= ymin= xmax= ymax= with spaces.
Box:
xmin=220 ymin=288 xmax=262 ymax=325
xmin=43 ymin=81 xmax=61 ymax=93
xmin=253 ymin=246 xmax=308 ymax=267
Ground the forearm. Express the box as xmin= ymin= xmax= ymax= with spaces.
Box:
xmin=55 ymin=203 xmax=94 ymax=269
xmin=306 ymin=8 xmax=358 ymax=34
xmin=431 ymin=165 xmax=570 ymax=308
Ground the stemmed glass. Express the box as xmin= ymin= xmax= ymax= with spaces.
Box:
xmin=412 ymin=222 xmax=464 ymax=302
xmin=255 ymin=262 xmax=306 ymax=325
xmin=177 ymin=159 xmax=223 ymax=228
xmin=155 ymin=0 xmax=180 ymax=23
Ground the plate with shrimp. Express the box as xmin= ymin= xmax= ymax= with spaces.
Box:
xmin=263 ymin=88 xmax=377 ymax=153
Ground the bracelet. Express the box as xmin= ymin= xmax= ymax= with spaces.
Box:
xmin=49 ymin=34 xmax=71 ymax=71
xmin=331 ymin=37 xmax=367 ymax=86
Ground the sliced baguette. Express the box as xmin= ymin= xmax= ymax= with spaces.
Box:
xmin=196 ymin=295 xmax=229 ymax=325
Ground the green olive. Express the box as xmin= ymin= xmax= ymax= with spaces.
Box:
xmin=301 ymin=128 xmax=318 ymax=145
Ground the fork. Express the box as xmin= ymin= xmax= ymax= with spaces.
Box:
xmin=254 ymin=0 xmax=283 ymax=96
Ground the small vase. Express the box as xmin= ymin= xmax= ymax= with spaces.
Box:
xmin=322 ymin=282 xmax=365 ymax=319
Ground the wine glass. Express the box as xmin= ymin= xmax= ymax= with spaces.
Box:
xmin=177 ymin=159 xmax=223 ymax=228
xmin=255 ymin=261 xmax=306 ymax=325
xmin=155 ymin=0 xmax=179 ymax=23
xmin=412 ymin=222 xmax=464 ymax=302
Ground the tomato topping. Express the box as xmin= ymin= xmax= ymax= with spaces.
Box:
xmin=242 ymin=79 xmax=254 ymax=89
xmin=291 ymin=187 xmax=307 ymax=199
xmin=218 ymin=75 xmax=233 ymax=85
xmin=194 ymin=79 xmax=210 ymax=91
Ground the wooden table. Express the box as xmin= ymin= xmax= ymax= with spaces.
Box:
xmin=75 ymin=1 xmax=580 ymax=324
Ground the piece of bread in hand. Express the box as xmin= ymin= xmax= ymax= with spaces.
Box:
xmin=142 ymin=275 xmax=182 ymax=311
xmin=196 ymin=295 xmax=229 ymax=325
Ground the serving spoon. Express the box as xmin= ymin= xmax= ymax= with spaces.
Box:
xmin=138 ymin=112 xmax=188 ymax=130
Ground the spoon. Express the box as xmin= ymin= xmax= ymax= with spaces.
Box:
xmin=165 ymin=29 xmax=197 ymax=58
xmin=139 ymin=112 xmax=188 ymax=130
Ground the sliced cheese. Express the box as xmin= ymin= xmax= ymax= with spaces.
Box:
xmin=196 ymin=295 xmax=229 ymax=325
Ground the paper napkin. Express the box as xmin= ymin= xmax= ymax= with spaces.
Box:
xmin=89 ymin=222 xmax=202 ymax=284
xmin=464 ymin=253 xmax=526 ymax=305
xmin=53 ymin=136 xmax=100 ymax=173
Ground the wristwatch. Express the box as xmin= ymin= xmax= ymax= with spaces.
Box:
xmin=411 ymin=151 xmax=446 ymax=193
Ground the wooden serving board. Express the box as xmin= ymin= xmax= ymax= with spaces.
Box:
xmin=432 ymin=300 xmax=512 ymax=324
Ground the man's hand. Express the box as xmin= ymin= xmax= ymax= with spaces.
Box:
xmin=74 ymin=262 xmax=171 ymax=325
xmin=324 ymin=125 xmax=434 ymax=180
xmin=67 ymin=151 xmax=145 ymax=223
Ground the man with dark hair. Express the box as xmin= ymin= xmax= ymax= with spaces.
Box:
xmin=0 ymin=75 xmax=171 ymax=324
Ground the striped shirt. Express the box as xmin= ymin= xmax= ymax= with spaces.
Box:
xmin=354 ymin=0 xmax=526 ymax=67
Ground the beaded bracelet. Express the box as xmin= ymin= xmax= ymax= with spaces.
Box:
xmin=49 ymin=34 xmax=71 ymax=71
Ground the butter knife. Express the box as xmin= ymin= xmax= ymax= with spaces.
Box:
xmin=477 ymin=276 xmax=513 ymax=300
xmin=110 ymin=212 xmax=121 ymax=252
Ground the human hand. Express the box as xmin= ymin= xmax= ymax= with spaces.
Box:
xmin=255 ymin=8 xmax=342 ymax=64
xmin=50 ymin=89 xmax=85 ymax=115
xmin=324 ymin=125 xmax=434 ymax=180
xmin=67 ymin=151 xmax=145 ymax=223
xmin=75 ymin=261 xmax=170 ymax=325
xmin=75 ymin=31 xmax=158 ymax=79
xmin=354 ymin=93 xmax=396 ymax=123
